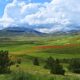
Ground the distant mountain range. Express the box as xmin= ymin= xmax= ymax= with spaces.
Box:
xmin=0 ymin=23 xmax=80 ymax=36
xmin=0 ymin=26 xmax=44 ymax=37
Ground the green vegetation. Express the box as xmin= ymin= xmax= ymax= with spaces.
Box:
xmin=0 ymin=35 xmax=80 ymax=79
xmin=33 ymin=57 xmax=40 ymax=66
xmin=1 ymin=70 xmax=80 ymax=80
xmin=69 ymin=58 xmax=80 ymax=73
xmin=0 ymin=50 xmax=11 ymax=74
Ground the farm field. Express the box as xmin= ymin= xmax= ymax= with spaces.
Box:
xmin=0 ymin=34 xmax=80 ymax=80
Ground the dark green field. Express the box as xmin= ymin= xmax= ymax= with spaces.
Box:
xmin=0 ymin=35 xmax=80 ymax=80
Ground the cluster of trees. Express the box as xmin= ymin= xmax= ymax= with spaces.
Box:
xmin=33 ymin=57 xmax=80 ymax=75
xmin=33 ymin=57 xmax=65 ymax=75
xmin=0 ymin=50 xmax=11 ymax=74
xmin=0 ymin=50 xmax=22 ymax=74
xmin=44 ymin=57 xmax=65 ymax=75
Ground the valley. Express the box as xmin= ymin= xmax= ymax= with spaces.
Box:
xmin=0 ymin=34 xmax=80 ymax=80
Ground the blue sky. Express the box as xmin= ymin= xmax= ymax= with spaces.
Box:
xmin=0 ymin=0 xmax=12 ymax=17
xmin=0 ymin=0 xmax=80 ymax=29
xmin=0 ymin=0 xmax=51 ymax=17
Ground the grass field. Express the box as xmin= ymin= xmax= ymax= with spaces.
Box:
xmin=0 ymin=35 xmax=80 ymax=80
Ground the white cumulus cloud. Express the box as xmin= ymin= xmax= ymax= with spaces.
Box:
xmin=0 ymin=0 xmax=80 ymax=28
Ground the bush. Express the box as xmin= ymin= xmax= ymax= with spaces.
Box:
xmin=0 ymin=50 xmax=11 ymax=74
xmin=50 ymin=59 xmax=65 ymax=75
xmin=16 ymin=58 xmax=21 ymax=64
xmin=44 ymin=57 xmax=65 ymax=75
xmin=44 ymin=56 xmax=55 ymax=69
xmin=69 ymin=58 xmax=80 ymax=73
xmin=33 ymin=57 xmax=39 ymax=66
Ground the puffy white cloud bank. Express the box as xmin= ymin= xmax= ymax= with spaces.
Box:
xmin=0 ymin=0 xmax=80 ymax=27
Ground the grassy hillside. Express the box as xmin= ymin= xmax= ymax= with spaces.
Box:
xmin=0 ymin=34 xmax=80 ymax=80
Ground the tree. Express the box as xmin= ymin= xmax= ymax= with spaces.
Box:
xmin=50 ymin=59 xmax=65 ymax=75
xmin=33 ymin=57 xmax=39 ymax=66
xmin=44 ymin=56 xmax=55 ymax=69
xmin=0 ymin=50 xmax=11 ymax=74
xmin=44 ymin=57 xmax=65 ymax=75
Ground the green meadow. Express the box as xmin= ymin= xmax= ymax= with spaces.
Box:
xmin=0 ymin=34 xmax=80 ymax=80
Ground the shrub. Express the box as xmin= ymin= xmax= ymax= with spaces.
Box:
xmin=69 ymin=58 xmax=80 ymax=73
xmin=50 ymin=59 xmax=65 ymax=75
xmin=44 ymin=57 xmax=65 ymax=75
xmin=16 ymin=58 xmax=22 ymax=64
xmin=0 ymin=50 xmax=11 ymax=74
xmin=33 ymin=57 xmax=39 ymax=66
xmin=44 ymin=56 xmax=55 ymax=69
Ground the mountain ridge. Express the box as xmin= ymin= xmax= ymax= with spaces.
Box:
xmin=0 ymin=23 xmax=80 ymax=36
